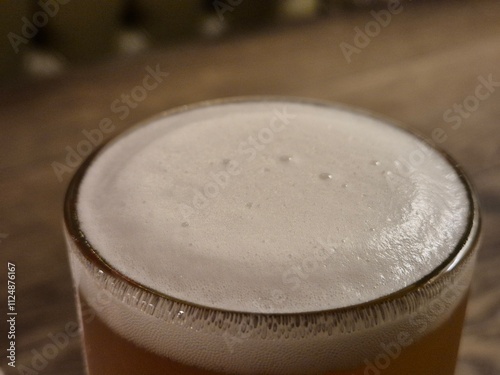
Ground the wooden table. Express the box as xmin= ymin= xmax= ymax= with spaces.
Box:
xmin=1 ymin=1 xmax=499 ymax=374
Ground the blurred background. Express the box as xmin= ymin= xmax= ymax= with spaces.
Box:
xmin=0 ymin=0 xmax=418 ymax=80
xmin=1 ymin=0 xmax=500 ymax=374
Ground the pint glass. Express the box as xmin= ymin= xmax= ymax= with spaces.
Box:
xmin=64 ymin=98 xmax=480 ymax=375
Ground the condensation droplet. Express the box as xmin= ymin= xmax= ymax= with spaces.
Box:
xmin=370 ymin=228 xmax=375 ymax=232
xmin=279 ymin=155 xmax=292 ymax=162
xmin=372 ymin=160 xmax=381 ymax=166
xmin=181 ymin=222 xmax=189 ymax=227
xmin=342 ymin=183 xmax=348 ymax=188
xmin=319 ymin=173 xmax=332 ymax=180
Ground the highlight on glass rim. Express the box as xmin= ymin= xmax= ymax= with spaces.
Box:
xmin=64 ymin=98 xmax=480 ymax=375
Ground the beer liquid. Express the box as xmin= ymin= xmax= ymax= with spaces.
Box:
xmin=79 ymin=294 xmax=468 ymax=375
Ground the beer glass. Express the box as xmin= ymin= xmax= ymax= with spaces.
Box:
xmin=64 ymin=98 xmax=480 ymax=375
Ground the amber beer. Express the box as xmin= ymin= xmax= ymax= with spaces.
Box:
xmin=64 ymin=98 xmax=480 ymax=375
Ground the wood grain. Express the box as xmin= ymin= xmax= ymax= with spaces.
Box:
xmin=0 ymin=1 xmax=499 ymax=374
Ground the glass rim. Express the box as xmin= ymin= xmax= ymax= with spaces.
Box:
xmin=64 ymin=96 xmax=481 ymax=317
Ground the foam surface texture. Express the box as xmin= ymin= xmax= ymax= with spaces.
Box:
xmin=78 ymin=100 xmax=469 ymax=314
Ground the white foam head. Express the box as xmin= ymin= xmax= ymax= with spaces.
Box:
xmin=77 ymin=99 xmax=469 ymax=313
xmin=69 ymin=99 xmax=475 ymax=373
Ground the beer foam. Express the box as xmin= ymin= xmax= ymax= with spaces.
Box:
xmin=77 ymin=100 xmax=470 ymax=314
xmin=70 ymin=99 xmax=477 ymax=373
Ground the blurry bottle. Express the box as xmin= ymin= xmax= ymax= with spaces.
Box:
xmin=279 ymin=0 xmax=320 ymax=22
xmin=213 ymin=0 xmax=279 ymax=31
xmin=45 ymin=0 xmax=126 ymax=63
xmin=135 ymin=0 xmax=205 ymax=43
xmin=0 ymin=0 xmax=32 ymax=81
